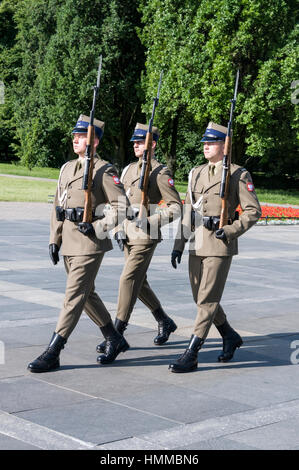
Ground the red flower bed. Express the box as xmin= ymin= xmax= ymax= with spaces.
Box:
xmin=159 ymin=200 xmax=299 ymax=219
xmin=236 ymin=205 xmax=299 ymax=219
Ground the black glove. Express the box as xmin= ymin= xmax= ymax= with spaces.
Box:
xmin=114 ymin=231 xmax=127 ymax=252
xmin=49 ymin=244 xmax=60 ymax=265
xmin=215 ymin=228 xmax=227 ymax=242
xmin=171 ymin=250 xmax=182 ymax=269
xmin=78 ymin=222 xmax=95 ymax=236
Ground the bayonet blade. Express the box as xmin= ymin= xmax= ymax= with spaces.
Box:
xmin=96 ymin=55 xmax=102 ymax=90
xmin=233 ymin=69 xmax=239 ymax=102
xmin=157 ymin=70 xmax=163 ymax=100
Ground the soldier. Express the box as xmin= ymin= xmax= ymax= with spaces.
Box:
xmin=28 ymin=115 xmax=130 ymax=373
xmin=169 ymin=122 xmax=261 ymax=373
xmin=96 ymin=123 xmax=182 ymax=357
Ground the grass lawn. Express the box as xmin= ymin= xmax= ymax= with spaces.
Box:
xmin=0 ymin=162 xmax=60 ymax=179
xmin=176 ymin=182 xmax=299 ymax=205
xmin=0 ymin=176 xmax=57 ymax=202
xmin=0 ymin=163 xmax=298 ymax=205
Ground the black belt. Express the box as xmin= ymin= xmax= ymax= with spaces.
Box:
xmin=202 ymin=215 xmax=236 ymax=231
xmin=56 ymin=206 xmax=95 ymax=223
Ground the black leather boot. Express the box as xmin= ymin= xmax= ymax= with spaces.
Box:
xmin=96 ymin=318 xmax=129 ymax=353
xmin=27 ymin=332 xmax=67 ymax=373
xmin=97 ymin=321 xmax=129 ymax=364
xmin=216 ymin=320 xmax=243 ymax=362
xmin=152 ymin=307 xmax=177 ymax=345
xmin=169 ymin=335 xmax=204 ymax=373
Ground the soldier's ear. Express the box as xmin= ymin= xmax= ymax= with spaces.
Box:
xmin=152 ymin=140 xmax=157 ymax=150
xmin=94 ymin=137 xmax=99 ymax=148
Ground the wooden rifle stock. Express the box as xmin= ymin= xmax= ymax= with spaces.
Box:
xmin=82 ymin=125 xmax=95 ymax=223
xmin=219 ymin=69 xmax=239 ymax=229
xmin=219 ymin=135 xmax=231 ymax=228
xmin=137 ymin=71 xmax=163 ymax=224
xmin=138 ymin=131 xmax=153 ymax=219
xmin=82 ymin=55 xmax=102 ymax=223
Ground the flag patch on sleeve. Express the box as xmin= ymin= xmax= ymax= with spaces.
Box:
xmin=247 ymin=182 xmax=254 ymax=191
xmin=168 ymin=178 xmax=174 ymax=187
xmin=113 ymin=176 xmax=120 ymax=184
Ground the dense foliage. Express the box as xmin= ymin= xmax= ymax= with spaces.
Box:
xmin=0 ymin=0 xmax=298 ymax=181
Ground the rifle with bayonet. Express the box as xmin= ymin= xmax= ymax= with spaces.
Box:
xmin=82 ymin=55 xmax=102 ymax=223
xmin=219 ymin=69 xmax=239 ymax=229
xmin=136 ymin=71 xmax=163 ymax=227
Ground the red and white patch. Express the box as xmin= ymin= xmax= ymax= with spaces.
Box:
xmin=113 ymin=176 xmax=120 ymax=185
xmin=247 ymin=182 xmax=254 ymax=192
xmin=168 ymin=178 xmax=174 ymax=187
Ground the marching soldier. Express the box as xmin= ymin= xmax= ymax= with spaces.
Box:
xmin=169 ymin=122 xmax=261 ymax=373
xmin=28 ymin=115 xmax=130 ymax=373
xmin=96 ymin=123 xmax=182 ymax=357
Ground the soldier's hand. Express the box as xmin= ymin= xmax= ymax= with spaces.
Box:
xmin=114 ymin=231 xmax=127 ymax=252
xmin=78 ymin=222 xmax=95 ymax=236
xmin=215 ymin=228 xmax=227 ymax=242
xmin=49 ymin=244 xmax=60 ymax=265
xmin=171 ymin=250 xmax=182 ymax=269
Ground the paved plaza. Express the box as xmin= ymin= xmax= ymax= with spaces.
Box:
xmin=0 ymin=201 xmax=298 ymax=450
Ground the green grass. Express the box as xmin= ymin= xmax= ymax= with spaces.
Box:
xmin=176 ymin=181 xmax=299 ymax=205
xmin=0 ymin=163 xmax=298 ymax=205
xmin=0 ymin=162 xmax=60 ymax=179
xmin=255 ymin=189 xmax=299 ymax=205
xmin=0 ymin=176 xmax=57 ymax=202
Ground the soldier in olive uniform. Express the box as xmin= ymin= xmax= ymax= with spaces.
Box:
xmin=97 ymin=123 xmax=182 ymax=355
xmin=169 ymin=122 xmax=261 ymax=373
xmin=28 ymin=115 xmax=130 ymax=373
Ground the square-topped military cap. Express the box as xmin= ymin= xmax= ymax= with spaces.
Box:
xmin=201 ymin=122 xmax=227 ymax=142
xmin=130 ymin=123 xmax=160 ymax=142
xmin=72 ymin=114 xmax=105 ymax=140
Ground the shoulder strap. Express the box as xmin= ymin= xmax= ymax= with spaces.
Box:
xmin=120 ymin=164 xmax=131 ymax=183
xmin=188 ymin=165 xmax=206 ymax=209
xmin=58 ymin=162 xmax=69 ymax=206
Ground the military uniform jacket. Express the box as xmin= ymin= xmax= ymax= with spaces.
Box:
xmin=50 ymin=156 xmax=128 ymax=256
xmin=174 ymin=163 xmax=261 ymax=256
xmin=121 ymin=158 xmax=182 ymax=245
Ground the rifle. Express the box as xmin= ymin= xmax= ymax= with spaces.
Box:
xmin=137 ymin=71 xmax=163 ymax=224
xmin=82 ymin=55 xmax=102 ymax=223
xmin=219 ymin=69 xmax=239 ymax=228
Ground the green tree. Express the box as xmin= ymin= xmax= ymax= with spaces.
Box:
xmin=0 ymin=0 xmax=20 ymax=162
xmin=2 ymin=0 xmax=145 ymax=169
xmin=139 ymin=0 xmax=299 ymax=179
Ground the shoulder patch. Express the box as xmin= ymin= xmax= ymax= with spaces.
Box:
xmin=168 ymin=178 xmax=174 ymax=187
xmin=113 ymin=175 xmax=120 ymax=185
xmin=247 ymin=182 xmax=254 ymax=192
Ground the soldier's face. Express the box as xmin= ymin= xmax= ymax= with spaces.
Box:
xmin=73 ymin=133 xmax=98 ymax=156
xmin=73 ymin=133 xmax=87 ymax=155
xmin=133 ymin=140 xmax=156 ymax=158
xmin=203 ymin=141 xmax=224 ymax=163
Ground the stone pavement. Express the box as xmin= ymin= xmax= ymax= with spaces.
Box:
xmin=0 ymin=201 xmax=299 ymax=451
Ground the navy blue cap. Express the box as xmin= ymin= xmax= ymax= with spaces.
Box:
xmin=201 ymin=122 xmax=227 ymax=142
xmin=72 ymin=114 xmax=105 ymax=140
xmin=130 ymin=123 xmax=159 ymax=142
